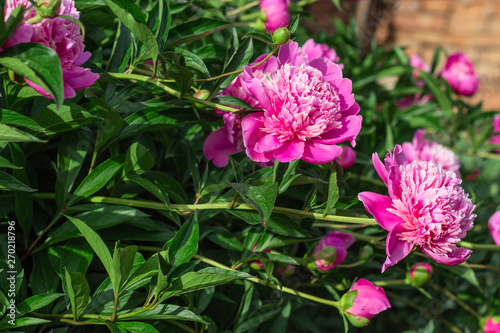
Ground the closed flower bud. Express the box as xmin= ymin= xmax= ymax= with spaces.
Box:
xmin=272 ymin=27 xmax=290 ymax=45
xmin=408 ymin=262 xmax=433 ymax=287
xmin=483 ymin=317 xmax=500 ymax=333
xmin=313 ymin=231 xmax=355 ymax=270
xmin=340 ymin=279 xmax=391 ymax=327
xmin=194 ymin=89 xmax=210 ymax=109
xmin=488 ymin=211 xmax=500 ymax=245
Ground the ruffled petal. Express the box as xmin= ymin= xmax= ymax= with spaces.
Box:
xmin=301 ymin=141 xmax=343 ymax=164
xmin=382 ymin=226 xmax=413 ymax=272
xmin=309 ymin=58 xmax=343 ymax=82
xmin=358 ymin=192 xmax=402 ymax=231
xmin=421 ymin=245 xmax=471 ymax=266
xmin=313 ymin=115 xmax=362 ymax=146
xmin=273 ymin=139 xmax=305 ymax=162
xmin=277 ymin=41 xmax=308 ymax=67
xmin=203 ymin=126 xmax=243 ymax=167
xmin=254 ymin=134 xmax=283 ymax=153
xmin=241 ymin=113 xmax=274 ymax=162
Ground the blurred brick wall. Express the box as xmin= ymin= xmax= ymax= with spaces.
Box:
xmin=305 ymin=0 xmax=500 ymax=110
xmin=379 ymin=0 xmax=500 ymax=110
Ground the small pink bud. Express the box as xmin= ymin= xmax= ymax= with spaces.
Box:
xmin=488 ymin=211 xmax=500 ymax=245
xmin=441 ymin=52 xmax=479 ymax=96
xmin=336 ymin=146 xmax=356 ymax=169
xmin=340 ymin=279 xmax=391 ymax=327
xmin=408 ymin=262 xmax=433 ymax=287
xmin=483 ymin=317 xmax=500 ymax=333
xmin=313 ymin=231 xmax=355 ymax=270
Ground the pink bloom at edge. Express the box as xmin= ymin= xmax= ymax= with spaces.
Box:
xmin=358 ymin=145 xmax=475 ymax=272
xmin=341 ymin=278 xmax=390 ymax=327
xmin=484 ymin=317 xmax=500 ymax=333
xmin=2 ymin=0 xmax=99 ymax=99
xmin=336 ymin=146 xmax=356 ymax=169
xmin=259 ymin=0 xmax=290 ymax=34
xmin=302 ymin=39 xmax=343 ymax=68
xmin=313 ymin=231 xmax=355 ymax=270
xmin=490 ymin=113 xmax=500 ymax=154
xmin=488 ymin=211 xmax=500 ymax=245
xmin=402 ymin=129 xmax=461 ymax=177
xmin=441 ymin=52 xmax=479 ymax=96
xmin=241 ymin=41 xmax=362 ymax=164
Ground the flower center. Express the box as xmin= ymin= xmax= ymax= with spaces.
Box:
xmin=260 ymin=63 xmax=342 ymax=142
xmin=388 ymin=161 xmax=474 ymax=254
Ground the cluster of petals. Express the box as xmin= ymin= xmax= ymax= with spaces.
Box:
xmin=358 ymin=145 xmax=475 ymax=272
xmin=204 ymin=41 xmax=361 ymax=166
xmin=313 ymin=231 xmax=355 ymax=270
xmin=441 ymin=52 xmax=479 ymax=96
xmin=488 ymin=211 xmax=500 ymax=245
xmin=490 ymin=113 xmax=500 ymax=154
xmin=259 ymin=0 xmax=290 ymax=33
xmin=302 ymin=39 xmax=342 ymax=67
xmin=402 ymin=129 xmax=461 ymax=177
xmin=2 ymin=0 xmax=99 ymax=99
xmin=341 ymin=278 xmax=391 ymax=327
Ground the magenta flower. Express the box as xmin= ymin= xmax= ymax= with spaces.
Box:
xmin=313 ymin=231 xmax=355 ymax=270
xmin=409 ymin=54 xmax=430 ymax=83
xmin=203 ymin=54 xmax=279 ymax=167
xmin=340 ymin=278 xmax=391 ymax=327
xmin=302 ymin=39 xmax=341 ymax=66
xmin=241 ymin=42 xmax=361 ymax=164
xmin=397 ymin=55 xmax=431 ymax=109
xmin=2 ymin=0 xmax=99 ymax=99
xmin=488 ymin=211 xmax=500 ymax=245
xmin=358 ymin=145 xmax=475 ymax=272
xmin=259 ymin=0 xmax=290 ymax=34
xmin=484 ymin=317 xmax=500 ymax=333
xmin=402 ymin=129 xmax=461 ymax=177
xmin=336 ymin=146 xmax=356 ymax=169
xmin=490 ymin=113 xmax=500 ymax=154
xmin=441 ymin=52 xmax=479 ymax=96
xmin=408 ymin=262 xmax=433 ymax=287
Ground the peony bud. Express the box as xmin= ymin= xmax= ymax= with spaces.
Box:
xmin=194 ymin=89 xmax=210 ymax=109
xmin=259 ymin=0 xmax=290 ymax=34
xmin=440 ymin=52 xmax=479 ymax=96
xmin=408 ymin=262 xmax=433 ymax=287
xmin=488 ymin=211 xmax=500 ymax=245
xmin=272 ymin=27 xmax=290 ymax=45
xmin=340 ymin=279 xmax=391 ymax=327
xmin=313 ymin=231 xmax=355 ymax=270
xmin=483 ymin=317 xmax=500 ymax=333
xmin=336 ymin=146 xmax=356 ymax=169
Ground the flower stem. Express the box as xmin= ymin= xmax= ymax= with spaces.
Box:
xmin=193 ymin=254 xmax=339 ymax=307
xmin=428 ymin=281 xmax=481 ymax=320
xmin=226 ymin=1 xmax=259 ymax=16
xmin=372 ymin=279 xmax=407 ymax=287
xmin=457 ymin=241 xmax=500 ymax=251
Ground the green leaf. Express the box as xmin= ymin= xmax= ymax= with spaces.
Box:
xmin=55 ymin=131 xmax=91 ymax=209
xmin=0 ymin=170 xmax=37 ymax=192
xmin=65 ymin=215 xmax=117 ymax=293
xmin=48 ymin=240 xmax=94 ymax=276
xmin=323 ymin=171 xmax=339 ymax=217
xmin=0 ymin=156 xmax=21 ymax=169
xmin=16 ymin=293 xmax=64 ymax=315
xmin=158 ymin=267 xmax=251 ymax=302
xmin=229 ymin=182 xmax=278 ymax=224
xmin=0 ymin=109 xmax=45 ymax=132
xmin=150 ymin=0 xmax=171 ymax=49
xmin=173 ymin=48 xmax=210 ymax=77
xmin=86 ymin=91 xmax=123 ymax=152
xmin=219 ymin=38 xmax=253 ymax=89
xmin=113 ymin=244 xmax=138 ymax=292
xmin=0 ymin=43 xmax=64 ymax=108
xmin=117 ymin=321 xmax=159 ymax=333
xmin=34 ymin=103 xmax=95 ymax=135
xmin=211 ymin=95 xmax=253 ymax=110
xmin=30 ymin=252 xmax=60 ymax=295
xmin=163 ymin=18 xmax=233 ymax=49
xmin=129 ymin=176 xmax=170 ymax=207
xmin=418 ymin=70 xmax=453 ymax=117
xmin=67 ymin=156 xmax=124 ymax=207
xmin=122 ymin=304 xmax=206 ymax=322
xmin=106 ymin=22 xmax=134 ymax=73
xmin=0 ymin=317 xmax=51 ymax=330
xmin=64 ymin=269 xmax=90 ymax=320
xmin=165 ymin=212 xmax=199 ymax=268
xmin=265 ymin=214 xmax=310 ymax=238
xmin=442 ymin=265 xmax=481 ymax=290
xmin=122 ymin=252 xmax=160 ymax=291
xmin=289 ymin=14 xmax=300 ymax=34
xmin=106 ymin=0 xmax=146 ymax=24
xmin=103 ymin=0 xmax=159 ymax=73
xmin=0 ymin=123 xmax=45 ymax=142
xmin=241 ymin=31 xmax=274 ymax=45
xmin=162 ymin=52 xmax=194 ymax=98
xmin=352 ymin=66 xmax=409 ymax=90
xmin=146 ymin=171 xmax=189 ymax=204
xmin=106 ymin=321 xmax=127 ymax=333
xmin=123 ymin=142 xmax=155 ymax=176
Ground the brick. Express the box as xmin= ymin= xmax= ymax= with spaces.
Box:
xmin=393 ymin=14 xmax=447 ymax=32
xmin=421 ymin=0 xmax=452 ymax=12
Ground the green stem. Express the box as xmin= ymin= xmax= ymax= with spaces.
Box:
xmin=166 ymin=320 xmax=196 ymax=333
xmin=21 ymin=209 xmax=64 ymax=261
xmin=428 ymin=281 xmax=481 ymax=320
xmin=226 ymin=1 xmax=259 ymax=16
xmin=372 ymin=279 xmax=407 ymax=287
xmin=457 ymin=241 xmax=500 ymax=251
xmin=193 ymin=254 xmax=338 ymax=307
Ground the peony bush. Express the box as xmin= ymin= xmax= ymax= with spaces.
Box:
xmin=1 ymin=1 xmax=500 ymax=332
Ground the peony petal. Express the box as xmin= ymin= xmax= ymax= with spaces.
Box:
xmin=243 ymin=66 xmax=273 ymax=111
xmin=241 ymin=113 xmax=274 ymax=162
xmin=277 ymin=41 xmax=308 ymax=67
xmin=301 ymin=141 xmax=343 ymax=164
xmin=273 ymin=139 xmax=305 ymax=162
xmin=313 ymin=115 xmax=362 ymax=146
xmin=358 ymin=192 xmax=402 ymax=231
xmin=309 ymin=58 xmax=343 ymax=82
xmin=254 ymin=134 xmax=283 ymax=153
xmin=203 ymin=127 xmax=243 ymax=167
xmin=372 ymin=152 xmax=389 ymax=185
xmin=382 ymin=226 xmax=413 ymax=272
xmin=421 ymin=245 xmax=471 ymax=266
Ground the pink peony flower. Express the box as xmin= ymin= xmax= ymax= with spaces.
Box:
xmin=408 ymin=262 xmax=433 ymax=287
xmin=484 ymin=317 xmax=500 ymax=333
xmin=440 ymin=52 xmax=479 ymax=96
xmin=259 ymin=0 xmax=290 ymax=34
xmin=402 ymin=129 xmax=461 ymax=177
xmin=203 ymin=54 xmax=278 ymax=167
xmin=490 ymin=114 xmax=500 ymax=154
xmin=336 ymin=146 xmax=356 ymax=169
xmin=240 ymin=41 xmax=361 ymax=164
xmin=397 ymin=55 xmax=431 ymax=109
xmin=410 ymin=54 xmax=430 ymax=83
xmin=358 ymin=145 xmax=475 ymax=272
xmin=340 ymin=278 xmax=390 ymax=327
xmin=2 ymin=0 xmax=99 ymax=99
xmin=488 ymin=211 xmax=500 ymax=245
xmin=313 ymin=231 xmax=355 ymax=270
xmin=302 ymin=39 xmax=342 ymax=66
